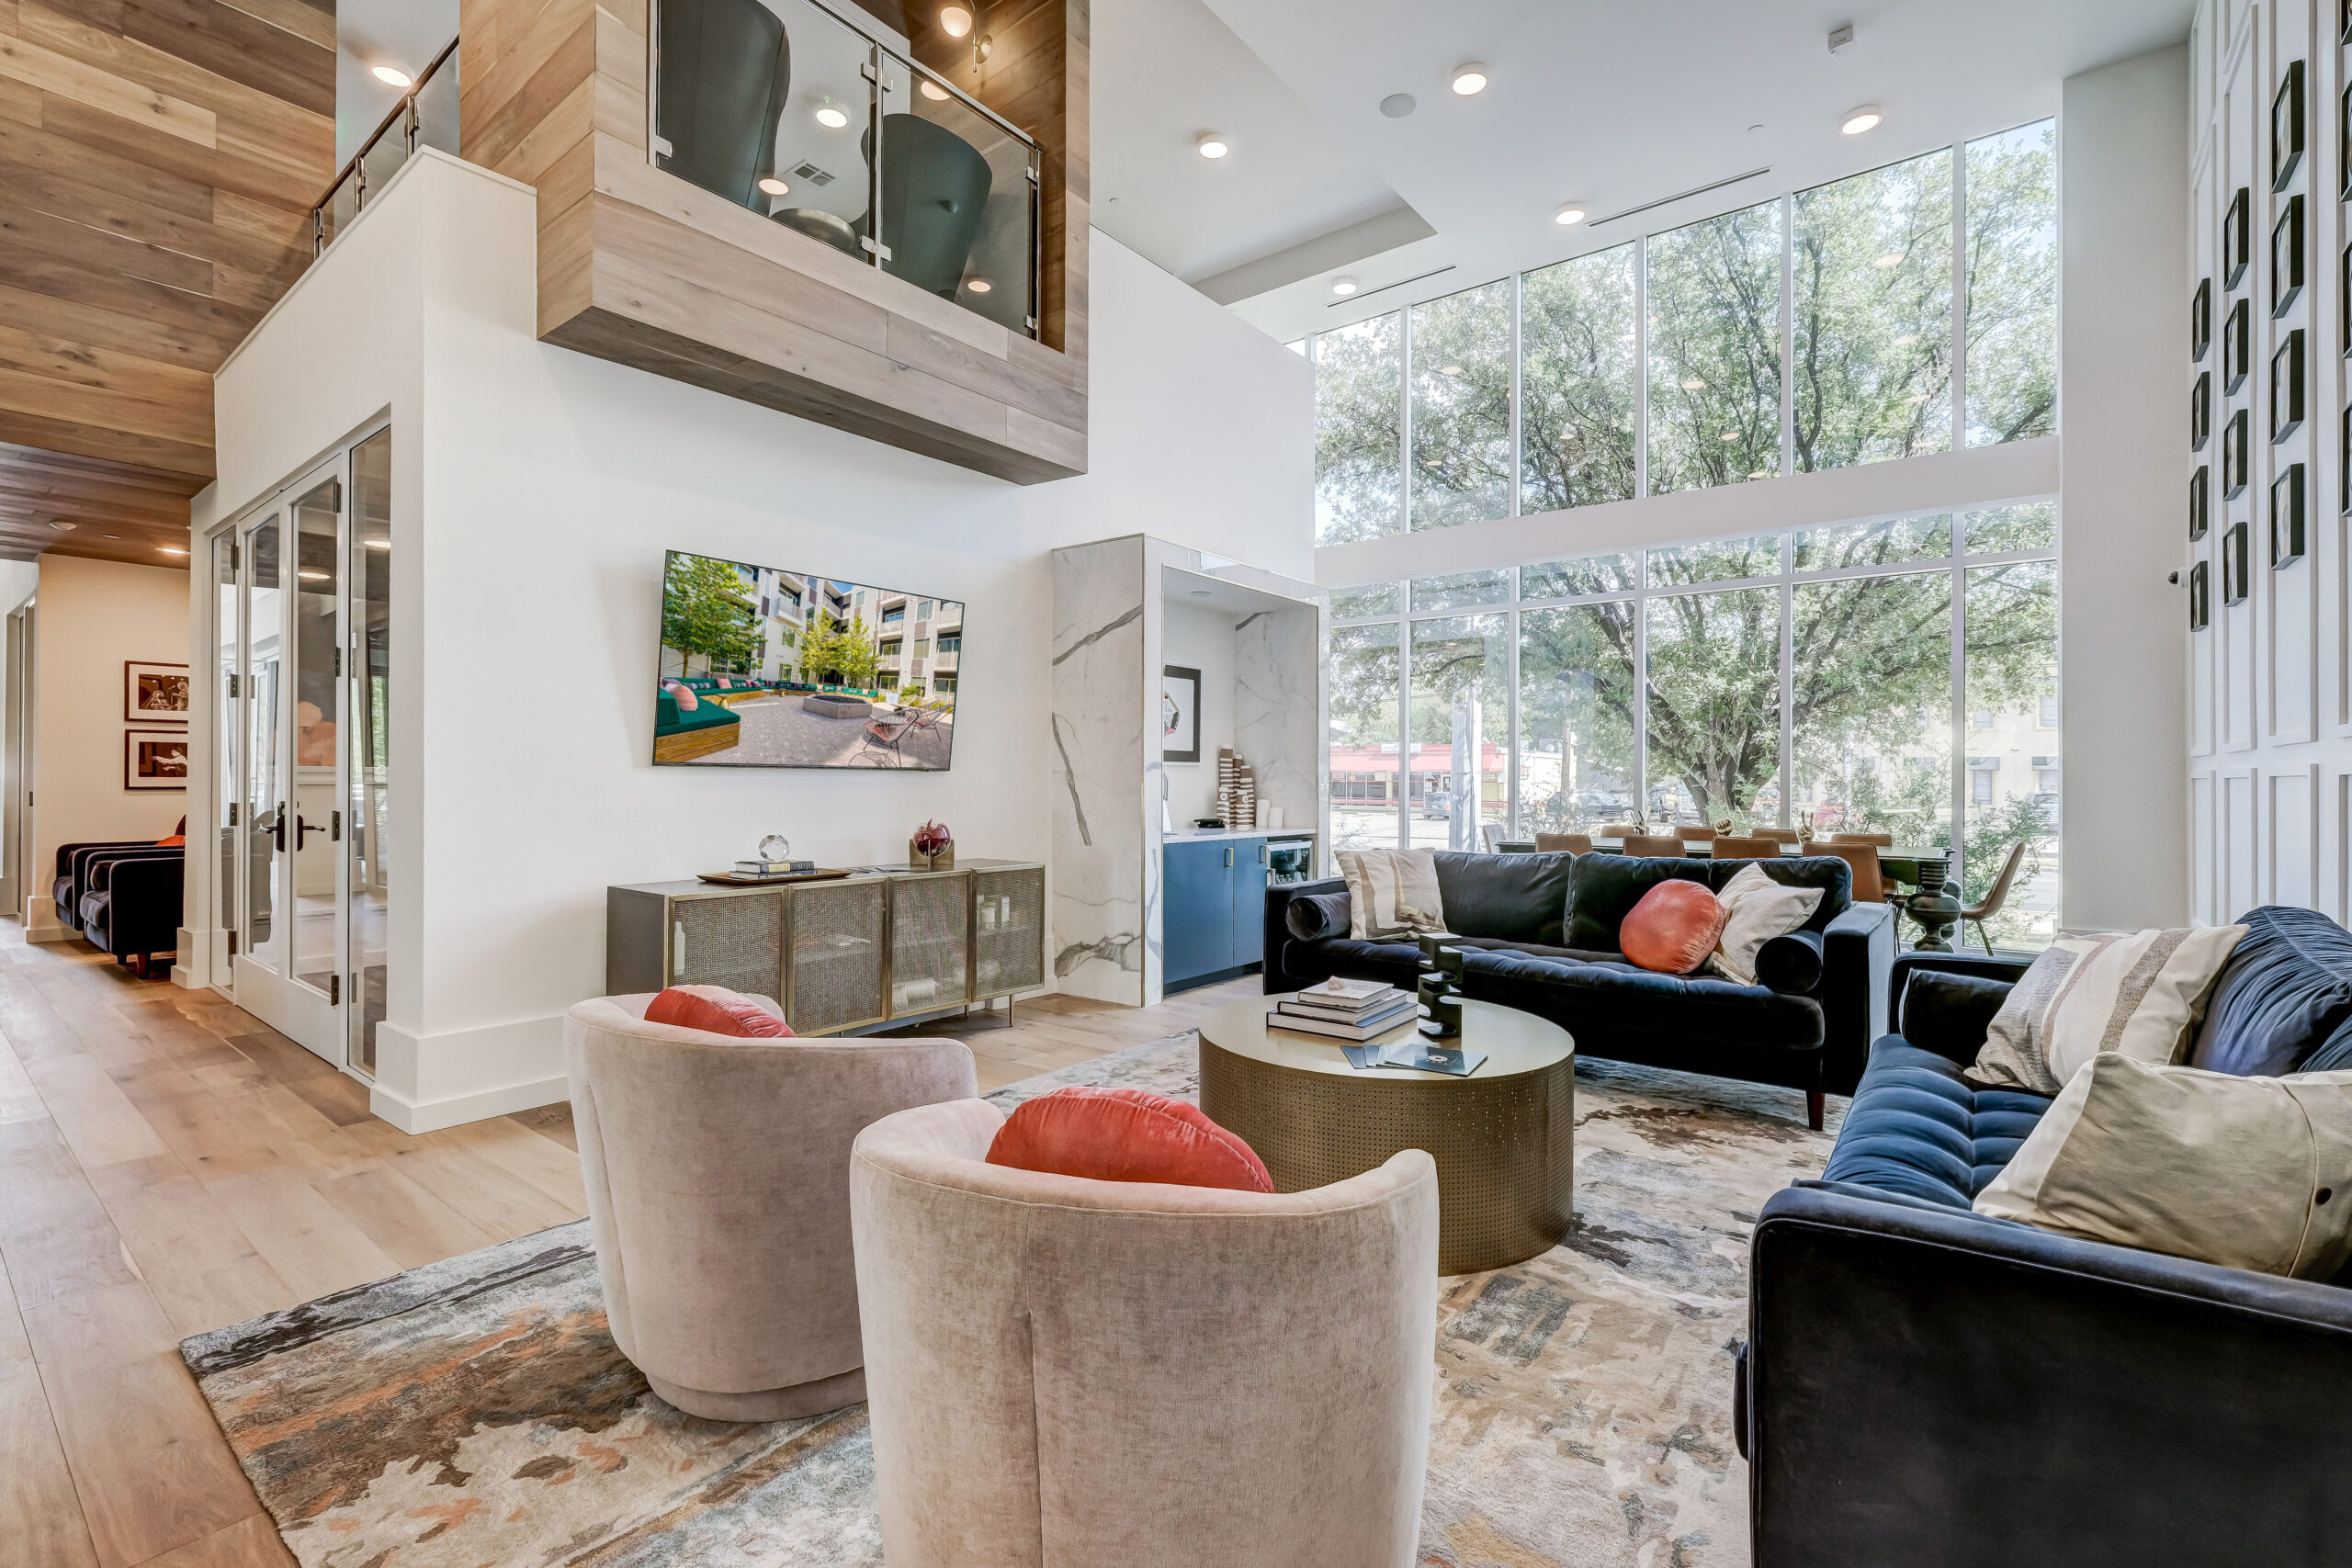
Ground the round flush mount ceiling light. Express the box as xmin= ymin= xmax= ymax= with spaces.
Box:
xmin=1840 ymin=104 xmax=1883 ymax=135
xmin=939 ymin=5 xmax=973 ymax=38
xmin=1451 ymin=62 xmax=1488 ymax=96
xmin=48 ymin=520 xmax=74 ymax=531
xmin=158 ymin=545 xmax=188 ymax=557
xmin=967 ymin=277 xmax=992 ymax=294
xmin=1331 ymin=276 xmax=1360 ymax=297
xmin=1380 ymin=93 xmax=1418 ymax=118
xmin=815 ymin=100 xmax=850 ymax=129
xmin=756 ymin=176 xmax=791 ymax=197
xmin=920 ymin=78 xmax=950 ymax=101
xmin=371 ymin=63 xmax=413 ymax=88
xmin=1555 ymin=203 xmax=1587 ymax=226
xmin=1196 ymin=132 xmax=1229 ymax=159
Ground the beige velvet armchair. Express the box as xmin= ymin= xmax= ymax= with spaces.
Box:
xmin=848 ymin=1098 xmax=1440 ymax=1568
xmin=564 ymin=994 xmax=977 ymax=1421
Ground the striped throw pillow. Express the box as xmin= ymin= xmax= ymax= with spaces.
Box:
xmin=1970 ymin=926 xmax=2249 ymax=1096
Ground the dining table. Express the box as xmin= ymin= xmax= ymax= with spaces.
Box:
xmin=1492 ymin=837 xmax=1961 ymax=950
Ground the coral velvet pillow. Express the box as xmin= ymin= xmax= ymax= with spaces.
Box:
xmin=1619 ymin=879 xmax=1728 ymax=975
xmin=644 ymin=985 xmax=794 ymax=1037
xmin=987 ymin=1086 xmax=1273 ymax=1192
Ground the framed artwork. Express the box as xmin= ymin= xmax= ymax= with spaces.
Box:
xmin=2190 ymin=465 xmax=2210 ymax=540
xmin=2193 ymin=370 xmax=2211 ymax=452
xmin=124 ymin=729 xmax=187 ymax=791
xmin=2189 ymin=560 xmax=2211 ymax=631
xmin=2344 ymin=82 xmax=2352 ymax=200
xmin=124 ymin=661 xmax=188 ymax=722
xmin=2223 ymin=520 xmax=2250 ymax=605
xmin=2344 ymin=0 xmax=2352 ymax=45
xmin=2224 ymin=186 xmax=2251 ymax=289
xmin=1159 ymin=664 xmax=1201 ymax=763
xmin=2192 ymin=277 xmax=2211 ymax=360
xmin=2223 ymin=406 xmax=2250 ymax=497
xmin=2272 ymin=194 xmax=2305 ymax=317
xmin=2275 ymin=58 xmax=2305 ymax=192
xmin=2344 ymin=404 xmax=2352 ymax=513
xmin=2272 ymin=463 xmax=2308 ymax=567
xmin=2224 ymin=296 xmax=2250 ymax=392
xmin=2272 ymin=328 xmax=2306 ymax=443
xmin=2343 ymin=243 xmax=2352 ymax=356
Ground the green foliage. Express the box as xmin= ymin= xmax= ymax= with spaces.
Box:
xmin=800 ymin=612 xmax=879 ymax=691
xmin=1314 ymin=314 xmax=1402 ymax=544
xmin=1408 ymin=283 xmax=1512 ymax=528
xmin=1521 ymin=246 xmax=1638 ymax=512
xmin=1966 ymin=122 xmax=2058 ymax=446
xmin=662 ymin=555 xmax=761 ymax=671
xmin=1648 ymin=200 xmax=1783 ymax=493
xmin=1794 ymin=150 xmax=1953 ymax=469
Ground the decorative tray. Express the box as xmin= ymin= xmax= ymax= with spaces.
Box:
xmin=695 ymin=869 xmax=853 ymax=886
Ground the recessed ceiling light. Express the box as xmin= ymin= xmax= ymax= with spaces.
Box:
xmin=158 ymin=545 xmax=187 ymax=556
xmin=757 ymin=176 xmax=791 ymax=197
xmin=967 ymin=277 xmax=992 ymax=294
xmin=1331 ymin=276 xmax=1360 ymax=297
xmin=371 ymin=63 xmax=413 ymax=89
xmin=1197 ymin=132 xmax=1228 ymax=159
xmin=920 ymin=79 xmax=950 ymax=101
xmin=816 ymin=101 xmax=850 ymax=129
xmin=1380 ymin=93 xmax=1417 ymax=118
xmin=100 ymin=533 xmax=119 ymax=539
xmin=1841 ymin=104 xmax=1883 ymax=135
xmin=1451 ymin=62 xmax=1488 ymax=96
xmin=1555 ymin=204 xmax=1586 ymax=226
xmin=939 ymin=5 xmax=972 ymax=38
xmin=1873 ymin=253 xmax=1902 ymax=267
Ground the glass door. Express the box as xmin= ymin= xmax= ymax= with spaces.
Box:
xmin=289 ymin=474 xmax=344 ymax=1001
xmin=347 ymin=431 xmax=390 ymax=1077
xmin=241 ymin=510 xmax=284 ymax=976
xmin=212 ymin=530 xmax=239 ymax=956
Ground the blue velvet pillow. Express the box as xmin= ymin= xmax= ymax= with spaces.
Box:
xmin=2186 ymin=905 xmax=2352 ymax=1077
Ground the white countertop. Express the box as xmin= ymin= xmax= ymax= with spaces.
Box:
xmin=1162 ymin=828 xmax=1317 ymax=843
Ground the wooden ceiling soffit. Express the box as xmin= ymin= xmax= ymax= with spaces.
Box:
xmin=459 ymin=0 xmax=1089 ymax=485
xmin=0 ymin=443 xmax=203 ymax=569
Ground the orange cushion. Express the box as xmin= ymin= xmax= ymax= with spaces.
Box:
xmin=986 ymin=1086 xmax=1273 ymax=1192
xmin=644 ymin=985 xmax=793 ymax=1037
xmin=154 ymin=835 xmax=185 ymax=847
xmin=1619 ymin=879 xmax=1727 ymax=975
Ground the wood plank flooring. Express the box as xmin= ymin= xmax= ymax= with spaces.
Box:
xmin=0 ymin=919 xmax=1253 ymax=1567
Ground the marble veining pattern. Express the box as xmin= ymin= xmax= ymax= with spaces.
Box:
xmin=1051 ymin=539 xmax=1148 ymax=1004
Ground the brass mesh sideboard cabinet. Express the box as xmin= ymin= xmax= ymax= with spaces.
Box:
xmin=606 ymin=861 xmax=1046 ymax=1034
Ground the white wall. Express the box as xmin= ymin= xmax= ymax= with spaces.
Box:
xmin=2062 ymin=44 xmax=2190 ymax=931
xmin=28 ymin=556 xmax=191 ymax=939
xmin=1160 ymin=599 xmax=1238 ymax=824
xmin=198 ymin=151 xmax=1313 ymax=1129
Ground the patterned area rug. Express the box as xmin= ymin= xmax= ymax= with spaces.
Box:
xmin=183 ymin=1035 xmax=1840 ymax=1568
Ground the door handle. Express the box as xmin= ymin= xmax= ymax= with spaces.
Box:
xmin=272 ymin=804 xmax=286 ymax=852
xmin=296 ymin=815 xmax=323 ymax=849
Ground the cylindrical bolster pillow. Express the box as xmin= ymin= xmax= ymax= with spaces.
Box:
xmin=1285 ymin=891 xmax=1351 ymax=942
xmin=1754 ymin=929 xmax=1825 ymax=994
xmin=1900 ymin=969 xmax=2017 ymax=1063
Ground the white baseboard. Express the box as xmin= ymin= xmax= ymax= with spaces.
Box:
xmin=368 ymin=1072 xmax=571 ymax=1134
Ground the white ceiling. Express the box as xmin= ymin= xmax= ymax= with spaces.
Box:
xmin=337 ymin=0 xmax=459 ymax=165
xmin=1087 ymin=0 xmax=2195 ymax=341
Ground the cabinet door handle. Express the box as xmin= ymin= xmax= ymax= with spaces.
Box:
xmin=1223 ymin=846 xmax=1234 ymax=867
xmin=1259 ymin=843 xmax=1269 ymax=865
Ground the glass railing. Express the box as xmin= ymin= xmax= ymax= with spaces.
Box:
xmin=650 ymin=0 xmax=1040 ymax=337
xmin=313 ymin=39 xmax=460 ymax=255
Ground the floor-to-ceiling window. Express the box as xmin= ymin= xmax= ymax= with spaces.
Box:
xmin=1301 ymin=118 xmax=2055 ymax=542
xmin=1325 ymin=502 xmax=2061 ymax=947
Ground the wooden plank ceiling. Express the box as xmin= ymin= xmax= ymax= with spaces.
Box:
xmin=0 ymin=0 xmax=335 ymax=569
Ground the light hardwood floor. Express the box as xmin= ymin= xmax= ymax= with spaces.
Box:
xmin=0 ymin=920 xmax=1258 ymax=1568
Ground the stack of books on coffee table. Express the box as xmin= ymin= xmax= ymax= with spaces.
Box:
xmin=1267 ymin=978 xmax=1416 ymax=1041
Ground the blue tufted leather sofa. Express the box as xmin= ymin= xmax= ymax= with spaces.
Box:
xmin=1265 ymin=851 xmax=1896 ymax=1129
xmin=1740 ymin=919 xmax=2352 ymax=1567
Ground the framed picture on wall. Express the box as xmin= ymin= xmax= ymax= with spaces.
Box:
xmin=2192 ymin=277 xmax=2211 ymax=361
xmin=2222 ymin=406 xmax=2249 ymax=496
xmin=2272 ymin=194 xmax=2305 ymax=317
xmin=1160 ymin=665 xmax=1201 ymax=763
xmin=2190 ymin=465 xmax=2210 ymax=540
xmin=2273 ymin=464 xmax=2308 ymax=568
xmin=124 ymin=661 xmax=188 ymax=722
xmin=124 ymin=729 xmax=188 ymax=791
xmin=2223 ymin=186 xmax=2250 ymax=289
xmin=2343 ymin=83 xmax=2352 ymax=199
xmin=2272 ymin=328 xmax=2306 ymax=443
xmin=2192 ymin=371 xmax=2211 ymax=451
xmin=2274 ymin=58 xmax=2305 ymax=192
xmin=2223 ymin=296 xmax=2250 ymax=392
xmin=2189 ymin=560 xmax=2211 ymax=631
xmin=2223 ymin=521 xmax=2250 ymax=606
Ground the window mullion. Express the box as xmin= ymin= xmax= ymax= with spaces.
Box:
xmin=1952 ymin=139 xmax=1970 ymax=450
xmin=1633 ymin=557 xmax=1648 ymax=814
xmin=1399 ymin=307 xmax=1414 ymax=536
xmin=1781 ymin=191 xmax=1796 ymax=478
xmin=1396 ymin=612 xmax=1410 ymax=849
xmin=1951 ymin=563 xmax=1967 ymax=893
xmin=1510 ymin=271 xmax=1524 ymax=521
xmin=1780 ymin=572 xmax=1794 ymax=829
xmin=1636 ymin=235 xmax=1651 ymax=499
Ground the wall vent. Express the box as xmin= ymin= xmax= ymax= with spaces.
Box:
xmin=790 ymin=162 xmax=837 ymax=186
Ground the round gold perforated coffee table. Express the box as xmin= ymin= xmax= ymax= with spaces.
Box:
xmin=1197 ymin=995 xmax=1575 ymax=1275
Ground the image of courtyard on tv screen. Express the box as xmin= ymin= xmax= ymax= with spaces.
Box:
xmin=655 ymin=550 xmax=961 ymax=769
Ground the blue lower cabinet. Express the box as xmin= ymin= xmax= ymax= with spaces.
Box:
xmin=1163 ymin=840 xmax=1234 ymax=988
xmin=1228 ymin=841 xmax=1268 ymax=970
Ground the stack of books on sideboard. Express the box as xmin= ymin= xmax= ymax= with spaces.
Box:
xmin=1268 ymin=977 xmax=1415 ymax=1041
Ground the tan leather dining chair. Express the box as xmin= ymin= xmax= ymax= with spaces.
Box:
xmin=1673 ymin=824 xmax=1719 ymax=841
xmin=1534 ymin=832 xmax=1593 ymax=854
xmin=1752 ymin=828 xmax=1801 ymax=845
xmin=1831 ymin=831 xmax=1894 ymax=847
xmin=1961 ymin=840 xmax=2031 ymax=951
xmin=1623 ymin=835 xmax=1686 ymax=858
xmin=1815 ymin=841 xmax=1885 ymax=902
xmin=1712 ymin=836 xmax=1781 ymax=861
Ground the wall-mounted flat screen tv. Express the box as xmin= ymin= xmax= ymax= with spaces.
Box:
xmin=655 ymin=549 xmax=962 ymax=770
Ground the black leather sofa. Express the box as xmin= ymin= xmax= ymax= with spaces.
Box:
xmin=1266 ymin=851 xmax=1895 ymax=1128
xmin=1741 ymin=911 xmax=2352 ymax=1566
xmin=53 ymin=838 xmax=183 ymax=976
